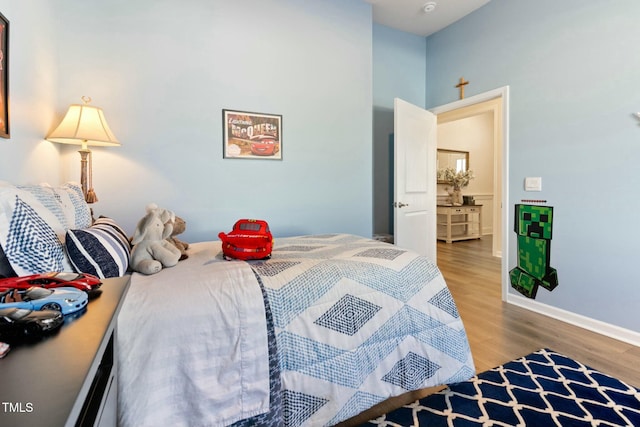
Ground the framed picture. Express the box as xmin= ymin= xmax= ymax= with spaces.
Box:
xmin=0 ymin=12 xmax=8 ymax=139
xmin=223 ymin=109 xmax=282 ymax=160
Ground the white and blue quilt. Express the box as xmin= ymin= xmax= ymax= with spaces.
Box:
xmin=251 ymin=234 xmax=475 ymax=426
xmin=117 ymin=234 xmax=474 ymax=427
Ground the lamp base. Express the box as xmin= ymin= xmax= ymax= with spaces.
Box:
xmin=79 ymin=148 xmax=98 ymax=204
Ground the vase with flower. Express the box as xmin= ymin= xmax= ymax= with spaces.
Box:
xmin=438 ymin=167 xmax=474 ymax=206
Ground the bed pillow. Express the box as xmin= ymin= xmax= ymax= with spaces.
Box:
xmin=0 ymin=182 xmax=76 ymax=275
xmin=0 ymin=244 xmax=17 ymax=277
xmin=66 ymin=217 xmax=131 ymax=278
xmin=54 ymin=182 xmax=93 ymax=229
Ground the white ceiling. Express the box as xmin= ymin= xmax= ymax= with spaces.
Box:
xmin=365 ymin=0 xmax=491 ymax=37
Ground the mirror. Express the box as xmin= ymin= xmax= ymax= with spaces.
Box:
xmin=437 ymin=149 xmax=469 ymax=184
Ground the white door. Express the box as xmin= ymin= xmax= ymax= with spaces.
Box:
xmin=393 ymin=98 xmax=437 ymax=260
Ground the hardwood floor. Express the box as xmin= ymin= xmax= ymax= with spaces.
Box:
xmin=340 ymin=235 xmax=640 ymax=426
xmin=438 ymin=236 xmax=640 ymax=387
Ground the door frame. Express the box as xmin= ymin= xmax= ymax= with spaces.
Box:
xmin=430 ymin=86 xmax=510 ymax=301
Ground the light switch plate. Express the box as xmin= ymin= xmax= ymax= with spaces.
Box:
xmin=525 ymin=177 xmax=542 ymax=191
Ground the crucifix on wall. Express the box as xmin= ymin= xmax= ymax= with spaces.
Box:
xmin=456 ymin=77 xmax=469 ymax=99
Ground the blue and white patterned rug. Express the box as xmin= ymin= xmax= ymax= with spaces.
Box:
xmin=363 ymin=348 xmax=640 ymax=426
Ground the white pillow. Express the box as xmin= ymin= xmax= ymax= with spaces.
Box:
xmin=55 ymin=182 xmax=93 ymax=229
xmin=0 ymin=182 xmax=90 ymax=275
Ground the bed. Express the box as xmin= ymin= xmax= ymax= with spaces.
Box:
xmin=117 ymin=234 xmax=475 ymax=426
xmin=0 ymin=182 xmax=475 ymax=426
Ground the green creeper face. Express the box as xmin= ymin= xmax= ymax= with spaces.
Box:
xmin=514 ymin=204 xmax=553 ymax=240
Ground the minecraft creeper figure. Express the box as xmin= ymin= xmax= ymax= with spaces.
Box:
xmin=509 ymin=204 xmax=558 ymax=299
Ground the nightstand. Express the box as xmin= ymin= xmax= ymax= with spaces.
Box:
xmin=437 ymin=204 xmax=483 ymax=243
xmin=0 ymin=275 xmax=130 ymax=427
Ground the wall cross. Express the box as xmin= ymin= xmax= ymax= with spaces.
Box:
xmin=456 ymin=77 xmax=469 ymax=99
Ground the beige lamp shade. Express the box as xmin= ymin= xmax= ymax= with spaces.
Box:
xmin=46 ymin=97 xmax=120 ymax=204
xmin=46 ymin=102 xmax=120 ymax=147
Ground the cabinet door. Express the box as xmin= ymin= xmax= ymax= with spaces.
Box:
xmin=95 ymin=374 xmax=117 ymax=427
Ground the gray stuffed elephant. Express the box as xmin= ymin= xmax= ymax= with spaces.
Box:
xmin=130 ymin=207 xmax=182 ymax=275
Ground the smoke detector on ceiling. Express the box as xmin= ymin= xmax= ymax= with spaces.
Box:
xmin=423 ymin=2 xmax=437 ymax=13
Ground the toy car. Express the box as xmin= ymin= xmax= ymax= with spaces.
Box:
xmin=0 ymin=272 xmax=102 ymax=294
xmin=219 ymin=219 xmax=273 ymax=260
xmin=0 ymin=307 xmax=64 ymax=341
xmin=0 ymin=286 xmax=88 ymax=315
xmin=0 ymin=341 xmax=8 ymax=358
xmin=250 ymin=136 xmax=277 ymax=156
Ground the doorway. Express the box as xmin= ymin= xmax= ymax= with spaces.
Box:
xmin=430 ymin=87 xmax=509 ymax=301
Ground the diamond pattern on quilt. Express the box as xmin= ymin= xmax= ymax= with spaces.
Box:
xmin=265 ymin=257 xmax=442 ymax=328
xmin=428 ymin=288 xmax=460 ymax=319
xmin=277 ymin=331 xmax=398 ymax=389
xmin=364 ymin=305 xmax=470 ymax=363
xmin=260 ymin=234 xmax=475 ymax=426
xmin=446 ymin=364 xmax=477 ymax=385
xmin=277 ymin=331 xmax=344 ymax=373
xmin=328 ymin=391 xmax=385 ymax=426
xmin=5 ymin=196 xmax=65 ymax=272
xmin=354 ymin=248 xmax=405 ymax=260
xmin=282 ymin=390 xmax=328 ymax=427
xmin=382 ymin=352 xmax=440 ymax=390
xmin=251 ymin=261 xmax=301 ymax=277
xmin=314 ymin=294 xmax=381 ymax=336
xmin=276 ymin=245 xmax=323 ymax=253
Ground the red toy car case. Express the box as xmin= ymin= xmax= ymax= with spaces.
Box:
xmin=218 ymin=219 xmax=273 ymax=260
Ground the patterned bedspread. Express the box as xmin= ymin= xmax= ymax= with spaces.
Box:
xmin=251 ymin=234 xmax=475 ymax=426
xmin=116 ymin=234 xmax=474 ymax=427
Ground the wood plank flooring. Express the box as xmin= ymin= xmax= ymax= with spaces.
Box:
xmin=439 ymin=236 xmax=640 ymax=388
xmin=339 ymin=235 xmax=640 ymax=426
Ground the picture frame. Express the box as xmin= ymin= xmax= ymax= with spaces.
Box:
xmin=0 ymin=12 xmax=8 ymax=139
xmin=222 ymin=109 xmax=282 ymax=160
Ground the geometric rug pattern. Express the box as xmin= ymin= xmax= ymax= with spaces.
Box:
xmin=364 ymin=348 xmax=640 ymax=427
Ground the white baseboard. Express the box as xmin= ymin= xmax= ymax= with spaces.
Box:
xmin=507 ymin=294 xmax=640 ymax=348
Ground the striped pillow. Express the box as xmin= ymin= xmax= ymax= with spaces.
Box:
xmin=66 ymin=217 xmax=131 ymax=278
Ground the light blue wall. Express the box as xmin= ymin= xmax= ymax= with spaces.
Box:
xmin=372 ymin=24 xmax=426 ymax=235
xmin=425 ymin=0 xmax=640 ymax=331
xmin=0 ymin=1 xmax=61 ymax=184
xmin=3 ymin=0 xmax=637 ymax=333
xmin=0 ymin=0 xmax=373 ymax=241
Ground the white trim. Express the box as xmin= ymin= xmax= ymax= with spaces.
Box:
xmin=430 ymin=86 xmax=510 ymax=300
xmin=508 ymin=294 xmax=640 ymax=347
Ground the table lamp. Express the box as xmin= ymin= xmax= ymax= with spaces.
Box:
xmin=46 ymin=96 xmax=120 ymax=203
